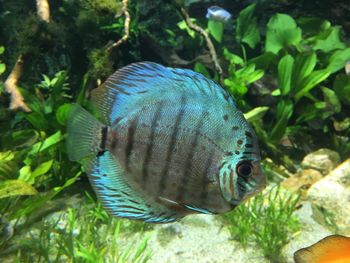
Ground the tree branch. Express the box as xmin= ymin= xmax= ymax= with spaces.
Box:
xmin=36 ymin=0 xmax=50 ymax=22
xmin=4 ymin=55 xmax=31 ymax=112
xmin=4 ymin=0 xmax=51 ymax=112
xmin=180 ymin=7 xmax=223 ymax=82
xmin=107 ymin=0 xmax=131 ymax=52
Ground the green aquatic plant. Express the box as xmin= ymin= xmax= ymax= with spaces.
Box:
xmin=0 ymin=70 xmax=82 ymax=251
xmin=9 ymin=196 xmax=151 ymax=263
xmin=0 ymin=46 xmax=5 ymax=92
xmin=209 ymin=4 xmax=350 ymax=165
xmin=222 ymin=186 xmax=300 ymax=262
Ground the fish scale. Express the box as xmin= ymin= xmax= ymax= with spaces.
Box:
xmin=107 ymin=93 xmax=248 ymax=210
xmin=67 ymin=62 xmax=266 ymax=222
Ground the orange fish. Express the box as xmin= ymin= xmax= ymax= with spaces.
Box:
xmin=294 ymin=235 xmax=350 ymax=263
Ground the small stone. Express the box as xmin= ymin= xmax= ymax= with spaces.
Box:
xmin=281 ymin=169 xmax=323 ymax=200
xmin=307 ymin=159 xmax=350 ymax=235
xmin=301 ymin=148 xmax=341 ymax=175
xmin=157 ymin=224 xmax=182 ymax=246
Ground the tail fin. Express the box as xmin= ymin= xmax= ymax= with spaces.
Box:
xmin=67 ymin=104 xmax=106 ymax=162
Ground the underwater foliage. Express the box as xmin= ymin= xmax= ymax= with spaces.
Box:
xmin=222 ymin=186 xmax=301 ymax=262
xmin=6 ymin=194 xmax=150 ymax=263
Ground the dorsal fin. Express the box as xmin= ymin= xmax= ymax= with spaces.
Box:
xmin=91 ymin=62 xmax=236 ymax=125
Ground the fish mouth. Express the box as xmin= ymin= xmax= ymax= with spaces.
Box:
xmin=229 ymin=198 xmax=243 ymax=207
xmin=230 ymin=179 xmax=266 ymax=207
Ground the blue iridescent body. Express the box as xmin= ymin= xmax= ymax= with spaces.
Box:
xmin=67 ymin=62 xmax=266 ymax=223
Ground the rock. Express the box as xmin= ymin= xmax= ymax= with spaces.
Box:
xmin=307 ymin=159 xmax=350 ymax=235
xmin=281 ymin=169 xmax=323 ymax=200
xmin=301 ymin=148 xmax=341 ymax=175
xmin=157 ymin=224 xmax=182 ymax=246
xmin=281 ymin=202 xmax=333 ymax=263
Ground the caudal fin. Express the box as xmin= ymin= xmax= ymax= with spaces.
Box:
xmin=67 ymin=104 xmax=106 ymax=162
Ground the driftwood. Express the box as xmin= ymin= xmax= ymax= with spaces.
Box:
xmin=36 ymin=0 xmax=50 ymax=22
xmin=4 ymin=0 xmax=51 ymax=112
xmin=4 ymin=55 xmax=31 ymax=112
xmin=180 ymin=7 xmax=223 ymax=82
xmin=107 ymin=0 xmax=130 ymax=52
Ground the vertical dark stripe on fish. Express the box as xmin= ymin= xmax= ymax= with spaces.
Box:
xmin=177 ymin=109 xmax=205 ymax=201
xmin=159 ymin=94 xmax=186 ymax=195
xmin=125 ymin=114 xmax=138 ymax=172
xmin=142 ymin=102 xmax=164 ymax=182
xmin=99 ymin=126 xmax=108 ymax=150
xmin=200 ymin=148 xmax=215 ymax=206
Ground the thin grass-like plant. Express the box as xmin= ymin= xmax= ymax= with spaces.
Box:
xmin=12 ymin=194 xmax=151 ymax=263
xmin=222 ymin=185 xmax=300 ymax=262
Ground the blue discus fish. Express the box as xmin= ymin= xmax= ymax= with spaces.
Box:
xmin=206 ymin=6 xmax=232 ymax=22
xmin=67 ymin=62 xmax=266 ymax=223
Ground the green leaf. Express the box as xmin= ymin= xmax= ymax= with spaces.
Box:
xmin=265 ymin=14 xmax=302 ymax=54
xmin=297 ymin=17 xmax=330 ymax=36
xmin=28 ymin=131 xmax=63 ymax=155
xmin=208 ymin=20 xmax=223 ymax=43
xmin=24 ymin=111 xmax=49 ymax=130
xmin=0 ymin=180 xmax=38 ymax=199
xmin=294 ymin=69 xmax=331 ymax=101
xmin=270 ymin=100 xmax=294 ymax=141
xmin=177 ymin=19 xmax=196 ymax=38
xmin=31 ymin=160 xmax=53 ymax=181
xmin=244 ymin=107 xmax=269 ymax=123
xmin=291 ymin=52 xmax=317 ymax=93
xmin=77 ymin=73 xmax=90 ymax=105
xmin=0 ymin=46 xmax=4 ymax=55
xmin=56 ymin=103 xmax=72 ymax=125
xmin=223 ymin=48 xmax=244 ymax=65
xmin=236 ymin=4 xmax=260 ymax=48
xmin=248 ymin=52 xmax=276 ymax=70
xmin=333 ymin=118 xmax=350 ymax=131
xmin=334 ymin=75 xmax=350 ymax=105
xmin=278 ymin=54 xmax=294 ymax=95
xmin=10 ymin=172 xmax=81 ymax=220
xmin=327 ymin=48 xmax=350 ymax=73
xmin=0 ymin=151 xmax=15 ymax=162
xmin=18 ymin=165 xmax=32 ymax=182
xmin=272 ymin=89 xmax=281 ymax=96
xmin=321 ymin=87 xmax=341 ymax=113
xmin=245 ymin=68 xmax=264 ymax=84
xmin=313 ymin=26 xmax=346 ymax=53
xmin=0 ymin=63 xmax=5 ymax=74
xmin=194 ymin=62 xmax=210 ymax=78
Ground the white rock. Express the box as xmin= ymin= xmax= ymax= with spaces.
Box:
xmin=301 ymin=148 xmax=340 ymax=175
xmin=307 ymin=159 xmax=350 ymax=234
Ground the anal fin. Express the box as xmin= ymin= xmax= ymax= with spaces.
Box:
xmin=88 ymin=151 xmax=182 ymax=223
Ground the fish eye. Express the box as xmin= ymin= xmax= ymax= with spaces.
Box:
xmin=236 ymin=161 xmax=253 ymax=179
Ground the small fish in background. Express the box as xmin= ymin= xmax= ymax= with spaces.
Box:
xmin=294 ymin=234 xmax=350 ymax=263
xmin=345 ymin=61 xmax=350 ymax=76
xmin=67 ymin=62 xmax=266 ymax=223
xmin=206 ymin=6 xmax=232 ymax=23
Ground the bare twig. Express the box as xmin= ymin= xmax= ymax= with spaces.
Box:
xmin=180 ymin=7 xmax=223 ymax=82
xmin=36 ymin=0 xmax=50 ymax=22
xmin=4 ymin=55 xmax=31 ymax=112
xmin=3 ymin=0 xmax=51 ymax=112
xmin=107 ymin=0 xmax=131 ymax=52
